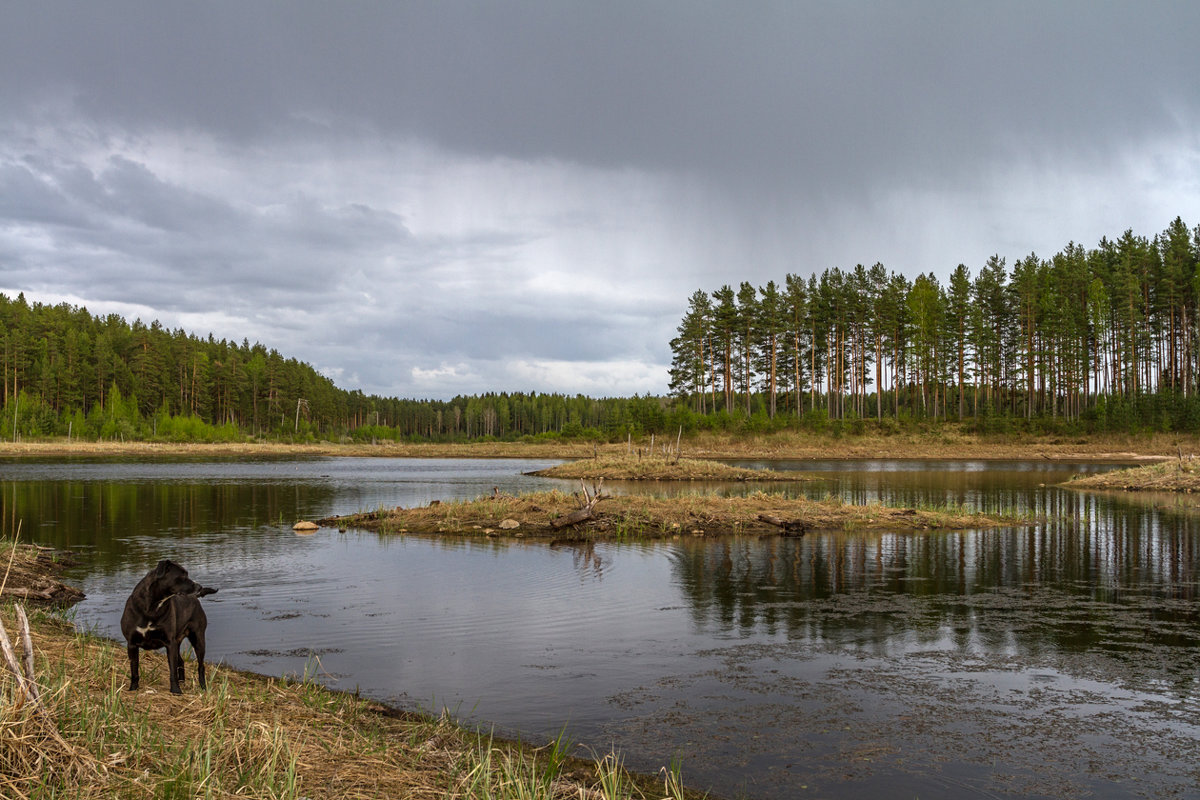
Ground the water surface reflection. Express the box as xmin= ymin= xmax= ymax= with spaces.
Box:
xmin=1 ymin=457 xmax=1198 ymax=799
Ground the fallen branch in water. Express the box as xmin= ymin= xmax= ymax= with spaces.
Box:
xmin=0 ymin=587 xmax=55 ymax=601
xmin=756 ymin=513 xmax=808 ymax=537
xmin=550 ymin=479 xmax=610 ymax=530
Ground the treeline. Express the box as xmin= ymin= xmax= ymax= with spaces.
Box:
xmin=9 ymin=214 xmax=1200 ymax=446
xmin=669 ymin=217 xmax=1200 ymax=433
xmin=0 ymin=293 xmax=677 ymax=442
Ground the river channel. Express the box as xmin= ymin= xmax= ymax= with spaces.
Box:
xmin=2 ymin=456 xmax=1199 ymax=799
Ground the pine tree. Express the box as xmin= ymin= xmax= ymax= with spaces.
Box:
xmin=947 ymin=263 xmax=972 ymax=420
xmin=907 ymin=274 xmax=943 ymax=416
xmin=784 ymin=273 xmax=808 ymax=416
xmin=757 ymin=281 xmax=786 ymax=418
xmin=736 ymin=282 xmax=759 ymax=416
xmin=711 ymin=286 xmax=738 ymax=413
xmin=669 ymin=290 xmax=713 ymax=412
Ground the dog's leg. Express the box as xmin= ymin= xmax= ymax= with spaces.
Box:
xmin=166 ymin=640 xmax=183 ymax=694
xmin=127 ymin=645 xmax=140 ymax=691
xmin=188 ymin=629 xmax=207 ymax=690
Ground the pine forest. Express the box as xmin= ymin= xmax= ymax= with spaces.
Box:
xmin=668 ymin=218 xmax=1200 ymax=434
xmin=4 ymin=217 xmax=1200 ymax=443
xmin=0 ymin=293 xmax=665 ymax=443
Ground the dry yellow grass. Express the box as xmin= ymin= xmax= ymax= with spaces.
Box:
xmin=676 ymin=429 xmax=1182 ymax=461
xmin=325 ymin=489 xmax=1032 ymax=539
xmin=0 ymin=439 xmax=596 ymax=460
xmin=529 ymin=454 xmax=809 ymax=481
xmin=0 ymin=426 xmax=1187 ymax=462
xmin=0 ymin=541 xmax=700 ymax=799
xmin=0 ymin=615 xmax=698 ymax=800
xmin=1064 ymin=459 xmax=1200 ymax=492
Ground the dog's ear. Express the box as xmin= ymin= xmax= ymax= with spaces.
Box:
xmin=154 ymin=560 xmax=172 ymax=576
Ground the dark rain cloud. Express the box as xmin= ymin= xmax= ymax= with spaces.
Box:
xmin=0 ymin=2 xmax=1198 ymax=398
xmin=4 ymin=3 xmax=1196 ymax=187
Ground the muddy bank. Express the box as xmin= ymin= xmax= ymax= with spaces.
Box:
xmin=0 ymin=541 xmax=85 ymax=605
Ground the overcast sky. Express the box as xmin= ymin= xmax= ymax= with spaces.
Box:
xmin=2 ymin=2 xmax=1198 ymax=400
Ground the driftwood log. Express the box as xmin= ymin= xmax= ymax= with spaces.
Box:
xmin=757 ymin=513 xmax=808 ymax=537
xmin=0 ymin=587 xmax=55 ymax=600
xmin=0 ymin=579 xmax=84 ymax=605
xmin=550 ymin=479 xmax=610 ymax=530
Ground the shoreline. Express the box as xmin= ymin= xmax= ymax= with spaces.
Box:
xmin=0 ymin=542 xmax=703 ymax=799
xmin=0 ymin=430 xmax=1185 ymax=462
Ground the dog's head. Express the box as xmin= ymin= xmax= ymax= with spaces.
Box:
xmin=146 ymin=559 xmax=206 ymax=598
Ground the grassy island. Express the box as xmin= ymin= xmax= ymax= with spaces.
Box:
xmin=322 ymin=489 xmax=1031 ymax=539
xmin=0 ymin=541 xmax=698 ymax=800
xmin=1064 ymin=459 xmax=1200 ymax=493
xmin=528 ymin=454 xmax=808 ymax=482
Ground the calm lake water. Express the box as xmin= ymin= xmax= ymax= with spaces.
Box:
xmin=3 ymin=456 xmax=1200 ymax=799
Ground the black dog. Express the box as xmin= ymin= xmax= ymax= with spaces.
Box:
xmin=120 ymin=559 xmax=218 ymax=694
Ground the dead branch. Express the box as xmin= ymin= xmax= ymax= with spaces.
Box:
xmin=0 ymin=587 xmax=54 ymax=600
xmin=0 ymin=613 xmax=34 ymax=708
xmin=757 ymin=513 xmax=808 ymax=537
xmin=550 ymin=479 xmax=610 ymax=529
xmin=14 ymin=606 xmax=39 ymax=705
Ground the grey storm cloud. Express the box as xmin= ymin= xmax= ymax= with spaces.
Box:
xmin=4 ymin=3 xmax=1195 ymax=185
xmin=1 ymin=2 xmax=1199 ymax=398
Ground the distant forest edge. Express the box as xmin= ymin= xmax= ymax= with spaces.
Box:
xmin=3 ymin=216 xmax=1200 ymax=445
xmin=669 ymin=216 xmax=1200 ymax=434
xmin=0 ymin=292 xmax=664 ymax=443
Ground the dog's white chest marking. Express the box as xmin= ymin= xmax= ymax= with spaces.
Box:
xmin=133 ymin=594 xmax=180 ymax=638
